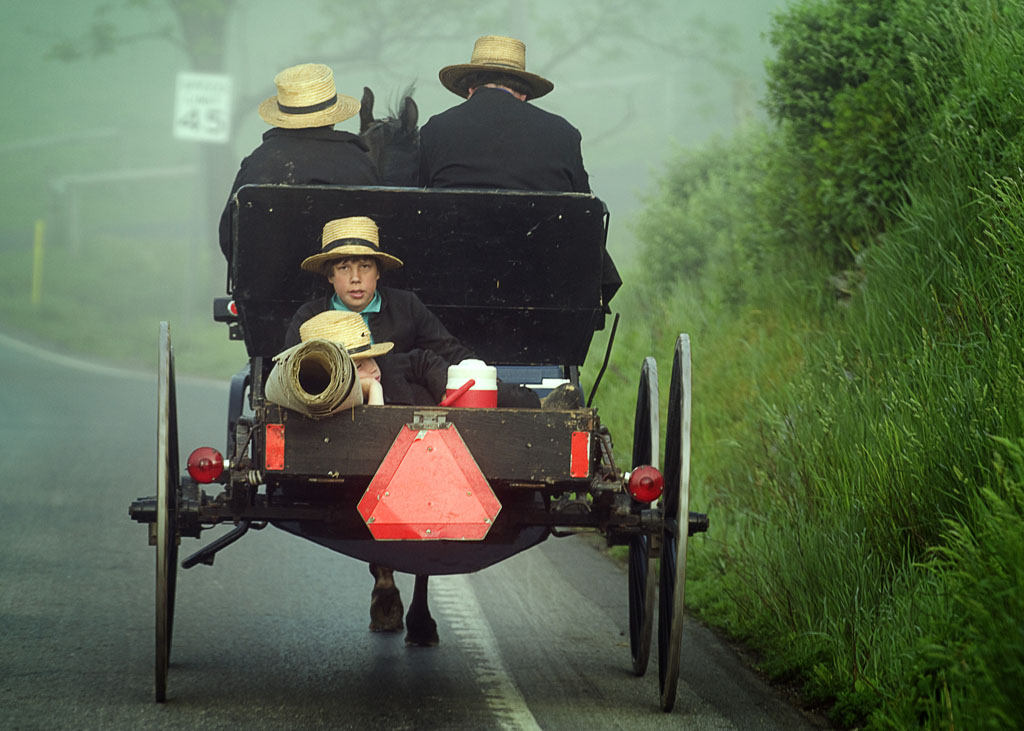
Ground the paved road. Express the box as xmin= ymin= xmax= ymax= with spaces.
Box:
xmin=0 ymin=332 xmax=827 ymax=730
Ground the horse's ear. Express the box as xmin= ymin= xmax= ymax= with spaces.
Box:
xmin=400 ymin=96 xmax=418 ymax=133
xmin=360 ymin=87 xmax=375 ymax=133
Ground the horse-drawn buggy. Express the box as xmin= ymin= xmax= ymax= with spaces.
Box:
xmin=129 ymin=184 xmax=708 ymax=711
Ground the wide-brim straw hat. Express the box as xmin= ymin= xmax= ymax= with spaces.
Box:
xmin=258 ymin=63 xmax=360 ymax=129
xmin=300 ymin=216 xmax=404 ymax=274
xmin=299 ymin=311 xmax=394 ymax=360
xmin=439 ymin=35 xmax=553 ymax=100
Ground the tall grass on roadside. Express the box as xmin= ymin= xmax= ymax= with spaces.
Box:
xmin=680 ymin=162 xmax=1024 ymax=726
xmin=877 ymin=437 xmax=1024 ymax=730
xmin=614 ymin=2 xmax=1024 ymax=727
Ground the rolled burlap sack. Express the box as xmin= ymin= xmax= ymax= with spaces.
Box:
xmin=265 ymin=338 xmax=363 ymax=418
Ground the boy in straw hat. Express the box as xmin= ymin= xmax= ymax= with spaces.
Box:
xmin=285 ymin=215 xmax=541 ymax=408
xmin=297 ymin=310 xmax=473 ymax=407
xmin=418 ymin=35 xmax=621 ymax=308
xmin=283 ymin=215 xmax=474 ymax=367
xmin=298 ymin=310 xmax=394 ymax=405
xmin=218 ymin=63 xmax=379 ymax=261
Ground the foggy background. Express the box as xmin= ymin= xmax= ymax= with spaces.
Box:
xmin=1 ymin=0 xmax=786 ymax=374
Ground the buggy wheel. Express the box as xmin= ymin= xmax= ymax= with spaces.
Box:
xmin=658 ymin=334 xmax=691 ymax=712
xmin=155 ymin=321 xmax=180 ymax=703
xmin=628 ymin=356 xmax=659 ymax=676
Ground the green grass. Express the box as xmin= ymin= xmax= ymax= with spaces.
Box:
xmin=0 ymin=228 xmax=245 ymax=379
xmin=581 ymin=3 xmax=1024 ymax=727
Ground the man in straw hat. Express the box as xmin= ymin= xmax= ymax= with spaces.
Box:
xmin=418 ymin=35 xmax=586 ymax=191
xmin=218 ymin=63 xmax=378 ymax=261
xmin=418 ymin=35 xmax=621 ymax=308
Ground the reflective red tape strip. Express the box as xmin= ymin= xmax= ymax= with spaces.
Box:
xmin=570 ymin=431 xmax=590 ymax=478
xmin=265 ymin=423 xmax=285 ymax=471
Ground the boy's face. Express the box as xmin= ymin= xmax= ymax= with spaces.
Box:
xmin=356 ymin=357 xmax=381 ymax=383
xmin=328 ymin=257 xmax=380 ymax=312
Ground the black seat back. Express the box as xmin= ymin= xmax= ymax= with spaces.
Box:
xmin=229 ymin=185 xmax=608 ymax=365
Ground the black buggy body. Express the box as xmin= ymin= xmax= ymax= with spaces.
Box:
xmin=130 ymin=184 xmax=705 ymax=709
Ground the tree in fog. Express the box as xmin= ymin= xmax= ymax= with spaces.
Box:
xmin=48 ymin=0 xmax=747 ymax=248
xmin=48 ymin=0 xmax=237 ymax=251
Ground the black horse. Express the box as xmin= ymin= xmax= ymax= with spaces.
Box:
xmin=358 ymin=86 xmax=437 ymax=646
xmin=359 ymin=86 xmax=420 ymax=187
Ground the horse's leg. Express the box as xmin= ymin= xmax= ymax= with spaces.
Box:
xmin=404 ymin=574 xmax=439 ymax=647
xmin=368 ymin=563 xmax=404 ymax=632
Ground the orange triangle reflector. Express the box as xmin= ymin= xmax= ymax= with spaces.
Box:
xmin=357 ymin=424 xmax=501 ymax=540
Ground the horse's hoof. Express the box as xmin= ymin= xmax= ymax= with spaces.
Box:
xmin=369 ymin=587 xmax=404 ymax=632
xmin=405 ymin=616 xmax=439 ymax=647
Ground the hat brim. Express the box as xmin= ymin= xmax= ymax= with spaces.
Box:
xmin=300 ymin=244 xmax=404 ymax=274
xmin=257 ymin=92 xmax=361 ymax=128
xmin=438 ymin=64 xmax=553 ymax=100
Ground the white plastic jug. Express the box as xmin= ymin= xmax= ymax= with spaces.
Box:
xmin=444 ymin=359 xmax=498 ymax=407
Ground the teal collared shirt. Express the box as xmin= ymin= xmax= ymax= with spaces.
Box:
xmin=331 ymin=291 xmax=382 ymax=341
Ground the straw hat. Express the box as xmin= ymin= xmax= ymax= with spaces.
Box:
xmin=299 ymin=311 xmax=394 ymax=359
xmin=258 ymin=63 xmax=360 ymax=129
xmin=439 ymin=35 xmax=553 ymax=100
xmin=300 ymin=216 xmax=405 ymax=274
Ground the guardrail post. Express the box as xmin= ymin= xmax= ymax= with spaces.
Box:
xmin=32 ymin=219 xmax=45 ymax=306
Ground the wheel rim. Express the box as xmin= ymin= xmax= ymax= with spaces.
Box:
xmin=657 ymin=334 xmax=691 ymax=712
xmin=156 ymin=321 xmax=179 ymax=702
xmin=628 ymin=357 xmax=658 ymax=676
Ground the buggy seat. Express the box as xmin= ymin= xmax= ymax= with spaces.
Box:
xmin=227 ymin=185 xmax=610 ymax=366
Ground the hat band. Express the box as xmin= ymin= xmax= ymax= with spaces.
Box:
xmin=322 ymin=237 xmax=381 ymax=254
xmin=480 ymin=61 xmax=525 ymax=72
xmin=278 ymin=94 xmax=338 ymax=115
xmin=346 ymin=342 xmax=373 ymax=355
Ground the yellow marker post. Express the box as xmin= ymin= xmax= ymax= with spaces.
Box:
xmin=32 ymin=219 xmax=45 ymax=306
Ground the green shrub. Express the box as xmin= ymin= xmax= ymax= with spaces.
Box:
xmin=622 ymin=1 xmax=1024 ymax=727
xmin=764 ymin=0 xmax=915 ymax=262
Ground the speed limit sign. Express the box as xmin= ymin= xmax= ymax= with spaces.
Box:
xmin=173 ymin=72 xmax=232 ymax=143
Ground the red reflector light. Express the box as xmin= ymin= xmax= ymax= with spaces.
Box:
xmin=187 ymin=447 xmax=224 ymax=483
xmin=265 ymin=424 xmax=285 ymax=471
xmin=570 ymin=431 xmax=590 ymax=478
xmin=627 ymin=465 xmax=663 ymax=503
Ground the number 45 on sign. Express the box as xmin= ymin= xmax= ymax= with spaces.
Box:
xmin=174 ymin=72 xmax=232 ymax=143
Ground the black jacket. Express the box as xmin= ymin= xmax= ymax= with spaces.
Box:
xmin=418 ymin=88 xmax=619 ymax=307
xmin=418 ymin=87 xmax=589 ymax=192
xmin=219 ymin=126 xmax=379 ymax=259
xmin=379 ymin=349 xmax=448 ymax=405
xmin=283 ymin=287 xmax=474 ymax=366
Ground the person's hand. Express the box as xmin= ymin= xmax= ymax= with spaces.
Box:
xmin=362 ymin=378 xmax=384 ymax=405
